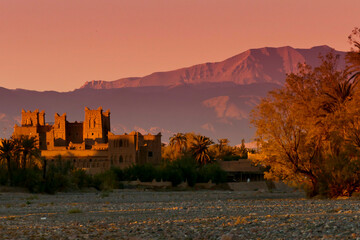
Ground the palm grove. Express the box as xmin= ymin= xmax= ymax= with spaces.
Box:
xmin=251 ymin=28 xmax=360 ymax=198
xmin=0 ymin=130 xmax=248 ymax=192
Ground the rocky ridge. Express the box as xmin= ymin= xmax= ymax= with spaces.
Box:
xmin=81 ymin=45 xmax=345 ymax=90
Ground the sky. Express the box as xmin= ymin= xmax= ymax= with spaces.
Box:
xmin=1 ymin=0 xmax=360 ymax=92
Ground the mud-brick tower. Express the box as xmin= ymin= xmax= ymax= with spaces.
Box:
xmin=21 ymin=109 xmax=45 ymax=127
xmin=83 ymin=107 xmax=110 ymax=148
xmin=53 ymin=113 xmax=67 ymax=146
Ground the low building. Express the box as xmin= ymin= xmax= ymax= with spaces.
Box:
xmin=13 ymin=107 xmax=161 ymax=174
xmin=218 ymin=159 xmax=264 ymax=182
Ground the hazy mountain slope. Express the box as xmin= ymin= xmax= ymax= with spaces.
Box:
xmin=0 ymin=83 xmax=278 ymax=144
xmin=0 ymin=46 xmax=347 ymax=144
xmin=81 ymin=45 xmax=345 ymax=89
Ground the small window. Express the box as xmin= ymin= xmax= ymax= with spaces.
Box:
xmin=148 ymin=151 xmax=153 ymax=157
xmin=119 ymin=156 xmax=123 ymax=162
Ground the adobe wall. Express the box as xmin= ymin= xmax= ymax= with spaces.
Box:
xmin=45 ymin=129 xmax=55 ymax=150
xmin=101 ymin=109 xmax=110 ymax=141
xmin=43 ymin=150 xmax=110 ymax=175
xmin=66 ymin=122 xmax=83 ymax=144
xmin=38 ymin=125 xmax=53 ymax=150
xmin=41 ymin=149 xmax=108 ymax=158
xmin=143 ymin=133 xmax=162 ymax=165
xmin=54 ymin=113 xmax=67 ymax=146
xmin=108 ymin=134 xmax=137 ymax=166
xmin=13 ymin=125 xmax=38 ymax=138
xmin=13 ymin=125 xmax=40 ymax=148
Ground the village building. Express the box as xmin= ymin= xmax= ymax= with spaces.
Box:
xmin=13 ymin=107 xmax=162 ymax=174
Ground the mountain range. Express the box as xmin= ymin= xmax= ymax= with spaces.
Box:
xmin=0 ymin=45 xmax=346 ymax=144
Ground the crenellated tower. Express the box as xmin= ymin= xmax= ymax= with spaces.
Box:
xmin=54 ymin=113 xmax=67 ymax=146
xmin=83 ymin=107 xmax=111 ymax=147
xmin=21 ymin=109 xmax=45 ymax=126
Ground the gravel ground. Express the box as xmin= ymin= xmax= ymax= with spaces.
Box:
xmin=0 ymin=189 xmax=359 ymax=239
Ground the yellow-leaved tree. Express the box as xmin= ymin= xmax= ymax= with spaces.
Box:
xmin=251 ymin=41 xmax=360 ymax=198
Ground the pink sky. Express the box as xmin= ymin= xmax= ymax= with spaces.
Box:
xmin=1 ymin=0 xmax=359 ymax=92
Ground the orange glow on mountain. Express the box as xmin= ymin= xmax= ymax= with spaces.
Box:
xmin=0 ymin=0 xmax=359 ymax=91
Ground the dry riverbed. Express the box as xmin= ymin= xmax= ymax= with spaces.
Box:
xmin=0 ymin=189 xmax=359 ymax=239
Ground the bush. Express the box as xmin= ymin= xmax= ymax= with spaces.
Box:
xmin=71 ymin=169 xmax=92 ymax=189
xmin=123 ymin=164 xmax=159 ymax=182
xmin=68 ymin=208 xmax=82 ymax=214
xmin=0 ymin=154 xmax=228 ymax=193
xmin=197 ymin=163 xmax=227 ymax=184
xmin=43 ymin=159 xmax=73 ymax=194
xmin=175 ymin=157 xmax=197 ymax=186
xmin=161 ymin=165 xmax=183 ymax=187
xmin=160 ymin=157 xmax=197 ymax=186
xmin=318 ymin=153 xmax=360 ymax=198
xmin=110 ymin=167 xmax=124 ymax=181
xmin=223 ymin=155 xmax=241 ymax=161
xmin=12 ymin=169 xmax=27 ymax=187
xmin=23 ymin=168 xmax=43 ymax=193
xmin=92 ymin=170 xmax=118 ymax=191
xmin=0 ymin=167 xmax=8 ymax=185
xmin=11 ymin=168 xmax=43 ymax=193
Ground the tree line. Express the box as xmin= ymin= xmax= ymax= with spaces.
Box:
xmin=0 ymin=136 xmax=40 ymax=186
xmin=163 ymin=132 xmax=249 ymax=163
xmin=0 ymin=132 xmax=243 ymax=193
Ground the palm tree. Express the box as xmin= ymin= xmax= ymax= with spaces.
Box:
xmin=347 ymin=28 xmax=360 ymax=82
xmin=0 ymin=139 xmax=15 ymax=185
xmin=217 ymin=138 xmax=229 ymax=152
xmin=11 ymin=137 xmax=22 ymax=169
xmin=19 ymin=136 xmax=39 ymax=169
xmin=321 ymin=80 xmax=356 ymax=113
xmin=169 ymin=133 xmax=187 ymax=153
xmin=191 ymin=135 xmax=213 ymax=165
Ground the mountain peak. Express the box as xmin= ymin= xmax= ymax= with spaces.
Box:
xmin=79 ymin=45 xmax=345 ymax=90
xmin=310 ymin=45 xmax=333 ymax=50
